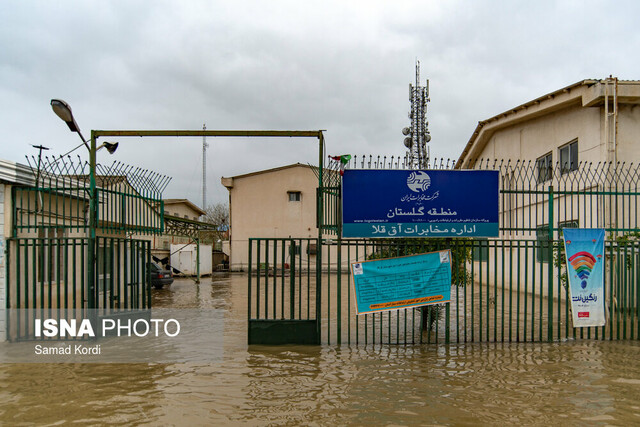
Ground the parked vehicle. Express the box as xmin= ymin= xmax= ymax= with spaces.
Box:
xmin=150 ymin=261 xmax=173 ymax=289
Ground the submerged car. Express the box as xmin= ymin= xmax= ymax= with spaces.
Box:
xmin=150 ymin=262 xmax=174 ymax=289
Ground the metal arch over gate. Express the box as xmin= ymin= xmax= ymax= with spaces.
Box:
xmin=90 ymin=130 xmax=327 ymax=346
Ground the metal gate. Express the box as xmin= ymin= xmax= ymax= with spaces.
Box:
xmin=247 ymin=238 xmax=320 ymax=345
xmin=248 ymin=156 xmax=640 ymax=345
xmin=6 ymin=237 xmax=151 ymax=341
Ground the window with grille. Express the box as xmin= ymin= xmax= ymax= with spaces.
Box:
xmin=559 ymin=220 xmax=579 ymax=237
xmin=288 ymin=191 xmax=301 ymax=202
xmin=536 ymin=224 xmax=551 ymax=263
xmin=536 ymin=152 xmax=552 ymax=183
xmin=559 ymin=140 xmax=578 ymax=174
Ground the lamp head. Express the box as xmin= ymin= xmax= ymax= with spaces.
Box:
xmin=50 ymin=99 xmax=79 ymax=133
xmin=104 ymin=142 xmax=119 ymax=154
xmin=97 ymin=141 xmax=119 ymax=155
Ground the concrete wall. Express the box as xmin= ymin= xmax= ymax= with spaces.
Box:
xmin=480 ymin=104 xmax=604 ymax=164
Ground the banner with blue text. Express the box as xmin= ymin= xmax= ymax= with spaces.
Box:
xmin=351 ymin=251 xmax=451 ymax=315
xmin=562 ymin=228 xmax=606 ymax=328
xmin=342 ymin=169 xmax=499 ymax=238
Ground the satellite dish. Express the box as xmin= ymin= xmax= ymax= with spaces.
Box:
xmin=402 ymin=127 xmax=410 ymax=136
xmin=425 ymin=134 xmax=431 ymax=143
xmin=404 ymin=137 xmax=412 ymax=148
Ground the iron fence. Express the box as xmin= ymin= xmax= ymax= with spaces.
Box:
xmin=249 ymin=157 xmax=640 ymax=345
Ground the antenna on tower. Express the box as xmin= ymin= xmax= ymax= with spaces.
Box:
xmin=202 ymin=123 xmax=208 ymax=209
xmin=402 ymin=60 xmax=431 ymax=169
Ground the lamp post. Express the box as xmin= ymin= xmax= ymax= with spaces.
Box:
xmin=50 ymin=99 xmax=118 ymax=310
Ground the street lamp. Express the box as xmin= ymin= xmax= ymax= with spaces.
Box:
xmin=50 ymin=99 xmax=89 ymax=151
xmin=50 ymin=99 xmax=119 ymax=155
xmin=50 ymin=98 xmax=113 ymax=311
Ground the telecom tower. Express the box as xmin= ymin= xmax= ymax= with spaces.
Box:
xmin=402 ymin=60 xmax=431 ymax=169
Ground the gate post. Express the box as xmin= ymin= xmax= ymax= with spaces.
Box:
xmin=315 ymin=132 xmax=324 ymax=344
xmin=547 ymin=185 xmax=554 ymax=342
xmin=336 ymin=183 xmax=342 ymax=345
xmin=195 ymin=236 xmax=200 ymax=284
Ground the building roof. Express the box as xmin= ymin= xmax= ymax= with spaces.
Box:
xmin=455 ymin=78 xmax=640 ymax=168
xmin=163 ymin=198 xmax=206 ymax=216
xmin=0 ymin=159 xmax=36 ymax=185
xmin=221 ymin=163 xmax=316 ymax=188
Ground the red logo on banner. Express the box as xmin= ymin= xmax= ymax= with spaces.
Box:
xmin=578 ymin=312 xmax=590 ymax=318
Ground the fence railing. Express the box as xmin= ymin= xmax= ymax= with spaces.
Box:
xmin=15 ymin=156 xmax=171 ymax=236
xmin=284 ymin=157 xmax=640 ymax=345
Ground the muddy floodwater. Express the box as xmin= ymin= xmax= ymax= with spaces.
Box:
xmin=1 ymin=274 xmax=639 ymax=426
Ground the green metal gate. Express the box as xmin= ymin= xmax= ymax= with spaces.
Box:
xmin=249 ymin=156 xmax=640 ymax=345
xmin=247 ymin=238 xmax=321 ymax=345
xmin=6 ymin=236 xmax=151 ymax=341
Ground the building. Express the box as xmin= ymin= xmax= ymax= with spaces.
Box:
xmin=0 ymin=159 xmax=37 ymax=340
xmin=163 ymin=199 xmax=206 ymax=222
xmin=454 ymin=77 xmax=640 ymax=296
xmin=456 ymin=77 xmax=640 ymax=168
xmin=151 ymin=199 xmax=206 ymax=261
xmin=221 ymin=163 xmax=320 ymax=271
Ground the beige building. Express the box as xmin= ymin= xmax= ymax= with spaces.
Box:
xmin=151 ymin=199 xmax=206 ymax=255
xmin=455 ymin=77 xmax=640 ymax=295
xmin=163 ymin=199 xmax=206 ymax=222
xmin=221 ymin=163 xmax=320 ymax=271
xmin=456 ymin=77 xmax=639 ymax=168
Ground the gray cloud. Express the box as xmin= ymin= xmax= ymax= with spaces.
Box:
xmin=2 ymin=0 xmax=639 ymax=206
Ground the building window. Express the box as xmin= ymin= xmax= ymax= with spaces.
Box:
xmin=559 ymin=220 xmax=579 ymax=237
xmin=559 ymin=140 xmax=578 ymax=174
xmin=536 ymin=224 xmax=551 ymax=263
xmin=536 ymin=152 xmax=552 ymax=184
xmin=472 ymin=239 xmax=490 ymax=262
xmin=37 ymin=227 xmax=66 ymax=284
xmin=97 ymin=244 xmax=113 ymax=293
xmin=288 ymin=191 xmax=301 ymax=202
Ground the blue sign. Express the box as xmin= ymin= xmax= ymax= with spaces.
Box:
xmin=351 ymin=251 xmax=452 ymax=315
xmin=342 ymin=169 xmax=499 ymax=238
xmin=562 ymin=228 xmax=606 ymax=327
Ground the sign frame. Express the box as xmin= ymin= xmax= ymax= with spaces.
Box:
xmin=341 ymin=169 xmax=499 ymax=238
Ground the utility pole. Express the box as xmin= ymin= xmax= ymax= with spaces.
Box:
xmin=202 ymin=123 xmax=208 ymax=209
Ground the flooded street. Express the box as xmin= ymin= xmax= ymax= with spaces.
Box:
xmin=1 ymin=274 xmax=640 ymax=426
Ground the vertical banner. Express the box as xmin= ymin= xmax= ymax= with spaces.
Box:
xmin=562 ymin=228 xmax=606 ymax=327
xmin=351 ymin=250 xmax=451 ymax=315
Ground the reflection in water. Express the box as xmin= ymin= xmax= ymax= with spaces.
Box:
xmin=0 ymin=273 xmax=639 ymax=425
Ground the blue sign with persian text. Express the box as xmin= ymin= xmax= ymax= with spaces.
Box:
xmin=342 ymin=169 xmax=499 ymax=238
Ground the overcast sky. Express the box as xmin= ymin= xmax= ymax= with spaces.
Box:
xmin=2 ymin=0 xmax=639 ymax=207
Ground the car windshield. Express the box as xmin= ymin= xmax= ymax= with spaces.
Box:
xmin=150 ymin=262 xmax=162 ymax=272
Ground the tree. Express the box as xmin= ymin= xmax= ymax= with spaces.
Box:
xmin=200 ymin=202 xmax=229 ymax=245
